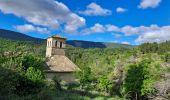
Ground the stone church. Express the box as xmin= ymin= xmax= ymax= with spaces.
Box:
xmin=45 ymin=35 xmax=79 ymax=83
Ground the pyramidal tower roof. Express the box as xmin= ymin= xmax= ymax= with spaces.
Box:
xmin=48 ymin=34 xmax=66 ymax=40
xmin=46 ymin=55 xmax=80 ymax=72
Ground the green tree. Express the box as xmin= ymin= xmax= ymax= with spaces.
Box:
xmin=164 ymin=52 xmax=170 ymax=62
xmin=97 ymin=76 xmax=112 ymax=93
xmin=123 ymin=64 xmax=144 ymax=99
xmin=25 ymin=67 xmax=43 ymax=83
xmin=77 ymin=66 xmax=93 ymax=90
xmin=21 ymin=54 xmax=44 ymax=70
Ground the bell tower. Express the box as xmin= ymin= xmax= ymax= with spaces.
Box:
xmin=46 ymin=35 xmax=66 ymax=57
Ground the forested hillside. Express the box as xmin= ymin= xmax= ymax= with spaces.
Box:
xmin=66 ymin=41 xmax=170 ymax=100
xmin=0 ymin=29 xmax=134 ymax=49
xmin=67 ymin=40 xmax=134 ymax=49
xmin=0 ymin=29 xmax=44 ymax=42
xmin=0 ymin=38 xmax=170 ymax=100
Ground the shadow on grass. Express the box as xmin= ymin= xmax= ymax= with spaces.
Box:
xmin=61 ymin=89 xmax=112 ymax=99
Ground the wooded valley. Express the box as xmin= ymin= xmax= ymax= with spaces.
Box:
xmin=0 ymin=38 xmax=170 ymax=100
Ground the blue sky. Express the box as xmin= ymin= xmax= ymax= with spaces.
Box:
xmin=0 ymin=0 xmax=170 ymax=45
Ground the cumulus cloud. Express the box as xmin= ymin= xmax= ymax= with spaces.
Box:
xmin=81 ymin=24 xmax=120 ymax=35
xmin=0 ymin=0 xmax=85 ymax=33
xmin=116 ymin=7 xmax=127 ymax=13
xmin=81 ymin=23 xmax=105 ymax=35
xmin=81 ymin=23 xmax=170 ymax=43
xmin=122 ymin=41 xmax=130 ymax=45
xmin=121 ymin=25 xmax=170 ymax=43
xmin=16 ymin=24 xmax=50 ymax=34
xmin=78 ymin=3 xmax=112 ymax=16
xmin=121 ymin=25 xmax=161 ymax=36
xmin=136 ymin=26 xmax=170 ymax=43
xmin=105 ymin=24 xmax=120 ymax=32
xmin=138 ymin=0 xmax=162 ymax=9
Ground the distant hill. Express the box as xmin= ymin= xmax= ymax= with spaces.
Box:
xmin=0 ymin=29 xmax=44 ymax=42
xmin=67 ymin=40 xmax=135 ymax=49
xmin=0 ymin=29 xmax=135 ymax=49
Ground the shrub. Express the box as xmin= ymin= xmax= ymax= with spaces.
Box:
xmin=37 ymin=88 xmax=53 ymax=100
xmin=53 ymin=76 xmax=62 ymax=91
xmin=96 ymin=76 xmax=112 ymax=93
xmin=122 ymin=64 xmax=144 ymax=99
xmin=25 ymin=67 xmax=43 ymax=83
xmin=165 ymin=52 xmax=170 ymax=62
xmin=21 ymin=54 xmax=44 ymax=70
xmin=122 ymin=59 xmax=160 ymax=99
xmin=0 ymin=67 xmax=19 ymax=95
xmin=77 ymin=66 xmax=93 ymax=90
xmin=66 ymin=83 xmax=80 ymax=90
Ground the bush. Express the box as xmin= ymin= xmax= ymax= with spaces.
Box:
xmin=21 ymin=54 xmax=44 ymax=70
xmin=96 ymin=76 xmax=112 ymax=93
xmin=122 ymin=59 xmax=160 ymax=99
xmin=0 ymin=66 xmax=44 ymax=96
xmin=37 ymin=88 xmax=53 ymax=100
xmin=77 ymin=66 xmax=93 ymax=90
xmin=0 ymin=67 xmax=19 ymax=95
xmin=53 ymin=76 xmax=62 ymax=91
xmin=25 ymin=67 xmax=43 ymax=83
xmin=165 ymin=52 xmax=170 ymax=62
xmin=122 ymin=64 xmax=144 ymax=99
xmin=66 ymin=83 xmax=80 ymax=90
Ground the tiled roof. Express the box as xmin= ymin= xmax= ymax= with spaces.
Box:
xmin=46 ymin=55 xmax=80 ymax=72
xmin=48 ymin=35 xmax=66 ymax=40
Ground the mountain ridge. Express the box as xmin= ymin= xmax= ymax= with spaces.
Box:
xmin=0 ymin=29 xmax=135 ymax=49
xmin=0 ymin=29 xmax=44 ymax=42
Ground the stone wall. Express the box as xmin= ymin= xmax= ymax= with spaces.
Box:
xmin=52 ymin=48 xmax=65 ymax=55
xmin=45 ymin=72 xmax=78 ymax=84
xmin=46 ymin=47 xmax=52 ymax=57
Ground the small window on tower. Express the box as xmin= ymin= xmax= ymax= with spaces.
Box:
xmin=55 ymin=41 xmax=58 ymax=47
xmin=60 ymin=42 xmax=62 ymax=48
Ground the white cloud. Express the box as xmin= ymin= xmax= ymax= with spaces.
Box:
xmin=120 ymin=25 xmax=160 ymax=36
xmin=136 ymin=26 xmax=170 ymax=43
xmin=0 ymin=0 xmax=85 ymax=33
xmin=81 ymin=23 xmax=170 ymax=43
xmin=16 ymin=24 xmax=50 ymax=34
xmin=120 ymin=25 xmax=170 ymax=43
xmin=138 ymin=0 xmax=162 ymax=9
xmin=116 ymin=7 xmax=127 ymax=13
xmin=105 ymin=24 xmax=120 ymax=32
xmin=78 ymin=2 xmax=112 ymax=16
xmin=121 ymin=26 xmax=139 ymax=35
xmin=64 ymin=13 xmax=85 ymax=33
xmin=81 ymin=23 xmax=105 ymax=35
xmin=81 ymin=24 xmax=119 ymax=35
xmin=122 ymin=41 xmax=130 ymax=45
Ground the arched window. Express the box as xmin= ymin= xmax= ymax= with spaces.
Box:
xmin=55 ymin=41 xmax=58 ymax=47
xmin=60 ymin=42 xmax=62 ymax=48
xmin=49 ymin=41 xmax=51 ymax=47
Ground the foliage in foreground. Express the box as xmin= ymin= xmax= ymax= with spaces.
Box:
xmin=0 ymin=38 xmax=170 ymax=100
